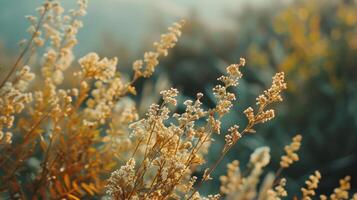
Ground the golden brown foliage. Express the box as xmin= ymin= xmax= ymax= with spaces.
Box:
xmin=0 ymin=1 xmax=355 ymax=200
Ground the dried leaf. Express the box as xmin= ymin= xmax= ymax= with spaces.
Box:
xmin=67 ymin=193 xmax=80 ymax=200
xmin=81 ymin=183 xmax=95 ymax=196
xmin=64 ymin=174 xmax=71 ymax=189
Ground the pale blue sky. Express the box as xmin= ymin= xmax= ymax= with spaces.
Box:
xmin=0 ymin=0 xmax=268 ymax=55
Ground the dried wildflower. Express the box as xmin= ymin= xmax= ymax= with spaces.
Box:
xmin=301 ymin=170 xmax=322 ymax=200
xmin=255 ymin=109 xmax=275 ymax=123
xmin=199 ymin=59 xmax=245 ymax=123
xmin=154 ymin=21 xmax=184 ymax=56
xmin=259 ymin=72 xmax=287 ymax=105
xmin=15 ymin=65 xmax=35 ymax=89
xmin=0 ymin=131 xmax=13 ymax=144
xmin=224 ymin=125 xmax=241 ymax=147
xmin=218 ymin=58 xmax=245 ymax=87
xmin=233 ymin=147 xmax=271 ymax=199
xmin=133 ymin=20 xmax=185 ymax=78
xmin=275 ymin=178 xmax=288 ymax=197
xmin=41 ymin=1 xmax=86 ymax=84
xmin=0 ymin=81 xmax=33 ymax=130
xmin=160 ymin=88 xmax=179 ymax=106
xmin=206 ymin=194 xmax=221 ymax=200
xmin=244 ymin=72 xmax=287 ymax=126
xmin=280 ymin=134 xmax=302 ymax=168
xmin=249 ymin=146 xmax=271 ymax=167
xmin=329 ymin=176 xmax=351 ymax=200
xmin=132 ymin=60 xmax=143 ymax=71
xmin=106 ymin=158 xmax=136 ymax=199
xmin=79 ymin=52 xmax=117 ymax=82
xmin=181 ymin=176 xmax=198 ymax=193
xmin=220 ymin=160 xmax=241 ymax=195
xmin=208 ymin=115 xmax=222 ymax=134
xmin=266 ymin=178 xmax=288 ymax=200
xmin=244 ymin=107 xmax=255 ymax=125
xmin=176 ymin=93 xmax=207 ymax=128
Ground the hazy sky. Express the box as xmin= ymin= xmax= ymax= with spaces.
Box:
xmin=0 ymin=0 xmax=267 ymax=54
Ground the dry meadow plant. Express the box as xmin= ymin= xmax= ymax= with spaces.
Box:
xmin=0 ymin=0 xmax=356 ymax=199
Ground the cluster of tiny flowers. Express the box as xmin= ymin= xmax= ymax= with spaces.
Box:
xmin=189 ymin=192 xmax=221 ymax=200
xmin=232 ymin=147 xmax=271 ymax=199
xmin=176 ymin=93 xmax=207 ymax=128
xmin=22 ymin=0 xmax=54 ymax=50
xmin=217 ymin=58 xmax=245 ymax=87
xmin=0 ymin=131 xmax=13 ymax=144
xmin=219 ymin=135 xmax=302 ymax=200
xmin=82 ymin=79 xmax=123 ymax=126
xmin=301 ymin=170 xmax=322 ymax=200
xmin=320 ymin=176 xmax=351 ymax=200
xmin=280 ymin=134 xmax=302 ymax=168
xmin=244 ymin=72 xmax=287 ymax=126
xmin=330 ymin=176 xmax=351 ymax=200
xmin=266 ymin=178 xmax=288 ymax=200
xmin=160 ymin=88 xmax=179 ymax=106
xmin=41 ymin=0 xmax=87 ymax=85
xmin=106 ymin=158 xmax=136 ymax=199
xmin=0 ymin=66 xmax=35 ymax=131
xmin=214 ymin=58 xmax=245 ymax=117
xmin=256 ymin=72 xmax=287 ymax=106
xmin=104 ymin=99 xmax=139 ymax=152
xmin=14 ymin=65 xmax=36 ymax=91
xmin=133 ymin=20 xmax=185 ymax=78
xmin=224 ymin=125 xmax=241 ymax=148
xmin=78 ymin=52 xmax=118 ymax=82
xmin=24 ymin=14 xmax=44 ymax=47
xmin=220 ymin=160 xmax=241 ymax=195
xmin=244 ymin=105 xmax=272 ymax=126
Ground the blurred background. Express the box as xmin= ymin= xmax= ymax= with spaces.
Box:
xmin=1 ymin=0 xmax=357 ymax=196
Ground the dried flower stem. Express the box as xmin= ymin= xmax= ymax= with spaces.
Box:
xmin=0 ymin=5 xmax=48 ymax=89
xmin=127 ymin=104 xmax=165 ymax=199
xmin=186 ymin=125 xmax=251 ymax=200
